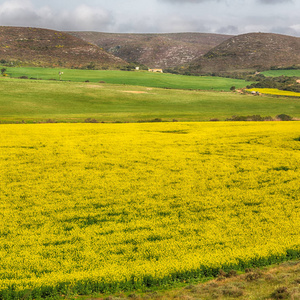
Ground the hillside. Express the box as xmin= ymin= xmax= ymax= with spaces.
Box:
xmin=188 ymin=32 xmax=300 ymax=74
xmin=68 ymin=32 xmax=232 ymax=68
xmin=0 ymin=26 xmax=127 ymax=69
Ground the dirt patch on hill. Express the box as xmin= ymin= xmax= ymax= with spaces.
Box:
xmin=86 ymin=85 xmax=104 ymax=88
xmin=123 ymin=91 xmax=147 ymax=94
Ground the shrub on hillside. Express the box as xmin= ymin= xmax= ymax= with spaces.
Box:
xmin=138 ymin=118 xmax=163 ymax=123
xmin=276 ymin=114 xmax=292 ymax=121
xmin=46 ymin=119 xmax=57 ymax=123
xmin=247 ymin=75 xmax=297 ymax=91
xmin=271 ymin=286 xmax=289 ymax=299
xmin=226 ymin=115 xmax=273 ymax=121
xmin=86 ymin=62 xmax=96 ymax=70
xmin=84 ymin=118 xmax=99 ymax=123
xmin=282 ymin=84 xmax=300 ymax=93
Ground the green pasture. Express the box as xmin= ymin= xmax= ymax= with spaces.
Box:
xmin=2 ymin=66 xmax=247 ymax=91
xmin=262 ymin=70 xmax=300 ymax=77
xmin=0 ymin=77 xmax=299 ymax=123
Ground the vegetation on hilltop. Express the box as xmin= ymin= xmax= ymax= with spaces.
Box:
xmin=68 ymin=31 xmax=232 ymax=68
xmin=186 ymin=32 xmax=300 ymax=74
xmin=0 ymin=26 xmax=127 ymax=69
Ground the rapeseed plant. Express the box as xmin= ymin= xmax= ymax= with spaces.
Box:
xmin=0 ymin=122 xmax=299 ymax=297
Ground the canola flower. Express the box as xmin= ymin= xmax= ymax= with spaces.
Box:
xmin=0 ymin=122 xmax=300 ymax=297
xmin=248 ymin=88 xmax=300 ymax=97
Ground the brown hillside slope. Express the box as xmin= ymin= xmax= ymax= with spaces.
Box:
xmin=0 ymin=26 xmax=126 ymax=68
xmin=188 ymin=32 xmax=300 ymax=74
xmin=68 ymin=32 xmax=232 ymax=68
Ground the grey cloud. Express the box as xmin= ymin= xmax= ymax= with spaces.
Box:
xmin=58 ymin=5 xmax=115 ymax=31
xmin=216 ymin=25 xmax=239 ymax=35
xmin=0 ymin=0 xmax=41 ymax=26
xmin=271 ymin=26 xmax=300 ymax=37
xmin=0 ymin=0 xmax=298 ymax=36
xmin=156 ymin=15 xmax=209 ymax=32
xmin=117 ymin=21 xmax=159 ymax=34
xmin=258 ymin=0 xmax=293 ymax=4
xmin=160 ymin=0 xmax=219 ymax=3
xmin=0 ymin=0 xmax=115 ymax=31
xmin=116 ymin=13 xmax=210 ymax=33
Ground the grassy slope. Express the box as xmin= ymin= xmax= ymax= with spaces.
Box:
xmin=262 ymin=70 xmax=300 ymax=77
xmin=3 ymin=67 xmax=247 ymax=91
xmin=1 ymin=77 xmax=300 ymax=123
xmin=72 ymin=260 xmax=300 ymax=300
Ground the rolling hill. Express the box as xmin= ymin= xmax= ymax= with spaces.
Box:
xmin=1 ymin=27 xmax=300 ymax=73
xmin=187 ymin=32 xmax=300 ymax=74
xmin=68 ymin=32 xmax=232 ymax=68
xmin=0 ymin=26 xmax=127 ymax=69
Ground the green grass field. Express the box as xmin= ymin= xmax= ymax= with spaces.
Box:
xmin=2 ymin=66 xmax=247 ymax=91
xmin=0 ymin=77 xmax=299 ymax=123
xmin=262 ymin=70 xmax=300 ymax=77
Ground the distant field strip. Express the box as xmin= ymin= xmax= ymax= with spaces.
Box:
xmin=2 ymin=67 xmax=248 ymax=91
xmin=262 ymin=70 xmax=300 ymax=77
xmin=0 ymin=122 xmax=300 ymax=297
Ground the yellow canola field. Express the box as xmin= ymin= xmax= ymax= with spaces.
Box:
xmin=248 ymin=88 xmax=300 ymax=97
xmin=0 ymin=122 xmax=300 ymax=294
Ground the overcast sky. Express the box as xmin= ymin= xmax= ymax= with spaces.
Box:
xmin=0 ymin=0 xmax=299 ymax=36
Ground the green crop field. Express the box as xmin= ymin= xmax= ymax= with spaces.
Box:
xmin=2 ymin=66 xmax=247 ymax=91
xmin=0 ymin=77 xmax=299 ymax=123
xmin=262 ymin=70 xmax=300 ymax=77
